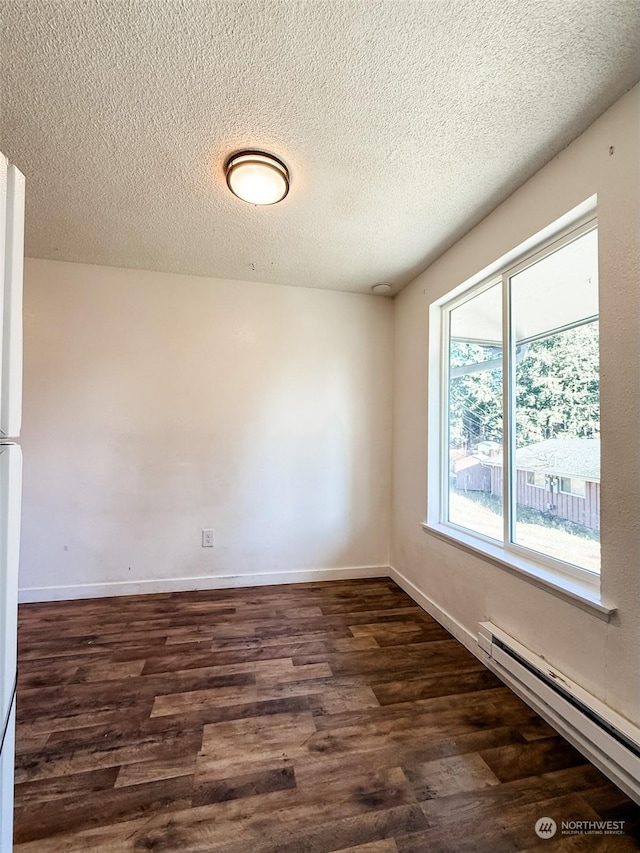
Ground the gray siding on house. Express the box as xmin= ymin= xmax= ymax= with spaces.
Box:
xmin=455 ymin=462 xmax=492 ymax=492
xmin=489 ymin=466 xmax=599 ymax=531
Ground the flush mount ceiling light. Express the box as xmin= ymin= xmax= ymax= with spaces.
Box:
xmin=225 ymin=150 xmax=290 ymax=205
xmin=372 ymin=282 xmax=392 ymax=295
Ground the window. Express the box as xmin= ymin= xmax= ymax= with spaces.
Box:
xmin=526 ymin=472 xmax=546 ymax=489
xmin=438 ymin=217 xmax=600 ymax=577
xmin=560 ymin=477 xmax=586 ymax=498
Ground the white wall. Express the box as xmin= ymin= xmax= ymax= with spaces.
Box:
xmin=391 ymin=85 xmax=640 ymax=724
xmin=20 ymin=261 xmax=393 ymax=598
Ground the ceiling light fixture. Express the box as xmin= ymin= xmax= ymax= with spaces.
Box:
xmin=372 ymin=282 xmax=392 ymax=295
xmin=225 ymin=150 xmax=290 ymax=205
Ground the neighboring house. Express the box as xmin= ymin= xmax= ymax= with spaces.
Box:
xmin=454 ymin=441 xmax=500 ymax=493
xmin=454 ymin=438 xmax=600 ymax=531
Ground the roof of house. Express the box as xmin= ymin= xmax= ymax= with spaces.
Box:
xmin=469 ymin=437 xmax=600 ymax=481
xmin=497 ymin=438 xmax=600 ymax=482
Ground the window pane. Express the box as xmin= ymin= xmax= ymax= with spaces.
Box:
xmin=572 ymin=480 xmax=586 ymax=498
xmin=511 ymin=229 xmax=600 ymax=573
xmin=447 ymin=282 xmax=503 ymax=540
xmin=530 ymin=472 xmax=545 ymax=488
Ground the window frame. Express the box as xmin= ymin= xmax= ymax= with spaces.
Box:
xmin=526 ymin=471 xmax=546 ymax=489
xmin=559 ymin=477 xmax=586 ymax=498
xmin=427 ymin=205 xmax=601 ymax=599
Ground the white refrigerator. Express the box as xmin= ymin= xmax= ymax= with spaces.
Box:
xmin=0 ymin=153 xmax=25 ymax=853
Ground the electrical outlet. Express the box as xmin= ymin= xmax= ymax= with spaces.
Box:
xmin=202 ymin=529 xmax=215 ymax=548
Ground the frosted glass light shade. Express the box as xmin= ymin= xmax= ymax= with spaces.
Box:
xmin=226 ymin=151 xmax=289 ymax=205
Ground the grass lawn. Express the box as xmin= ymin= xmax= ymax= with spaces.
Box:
xmin=449 ymin=489 xmax=600 ymax=573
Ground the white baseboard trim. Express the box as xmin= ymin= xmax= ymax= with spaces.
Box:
xmin=18 ymin=564 xmax=389 ymax=603
xmin=388 ymin=565 xmax=478 ymax=655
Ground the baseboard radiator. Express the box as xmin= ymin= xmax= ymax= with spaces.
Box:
xmin=478 ymin=622 xmax=640 ymax=805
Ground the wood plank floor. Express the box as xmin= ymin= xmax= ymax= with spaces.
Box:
xmin=13 ymin=578 xmax=640 ymax=852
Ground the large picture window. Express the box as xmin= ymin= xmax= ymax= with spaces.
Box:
xmin=441 ymin=219 xmax=600 ymax=576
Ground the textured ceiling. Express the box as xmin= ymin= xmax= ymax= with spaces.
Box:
xmin=1 ymin=1 xmax=639 ymax=295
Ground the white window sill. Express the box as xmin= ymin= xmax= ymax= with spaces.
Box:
xmin=420 ymin=521 xmax=616 ymax=622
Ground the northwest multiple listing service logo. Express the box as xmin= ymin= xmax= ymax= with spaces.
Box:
xmin=535 ymin=818 xmax=557 ymax=839
xmin=535 ymin=817 xmax=627 ymax=839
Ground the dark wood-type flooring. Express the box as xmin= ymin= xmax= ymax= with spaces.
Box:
xmin=13 ymin=578 xmax=640 ymax=851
